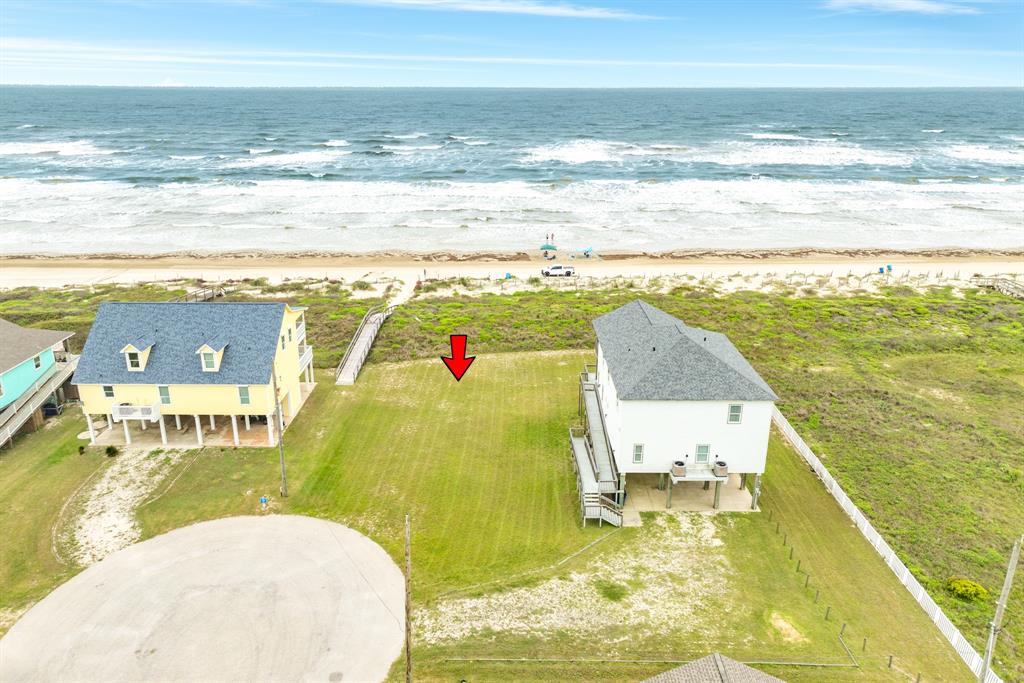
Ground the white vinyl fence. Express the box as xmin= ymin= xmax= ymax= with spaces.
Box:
xmin=772 ymin=407 xmax=1002 ymax=683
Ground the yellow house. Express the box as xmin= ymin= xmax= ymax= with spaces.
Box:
xmin=73 ymin=301 xmax=313 ymax=448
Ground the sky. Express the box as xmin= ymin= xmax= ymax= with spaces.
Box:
xmin=0 ymin=0 xmax=1020 ymax=87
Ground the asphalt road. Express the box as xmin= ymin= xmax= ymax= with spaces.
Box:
xmin=0 ymin=515 xmax=405 ymax=683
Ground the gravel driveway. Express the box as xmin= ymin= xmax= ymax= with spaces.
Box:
xmin=1 ymin=515 xmax=404 ymax=683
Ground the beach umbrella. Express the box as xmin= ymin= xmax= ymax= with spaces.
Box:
xmin=540 ymin=243 xmax=557 ymax=250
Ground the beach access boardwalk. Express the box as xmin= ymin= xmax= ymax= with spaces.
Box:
xmin=335 ymin=280 xmax=416 ymax=386
xmin=569 ymin=367 xmax=622 ymax=526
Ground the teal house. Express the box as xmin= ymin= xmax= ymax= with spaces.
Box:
xmin=0 ymin=318 xmax=74 ymax=413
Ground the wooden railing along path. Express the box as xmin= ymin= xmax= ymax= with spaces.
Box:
xmin=335 ymin=303 xmax=396 ymax=385
xmin=971 ymin=277 xmax=1024 ymax=299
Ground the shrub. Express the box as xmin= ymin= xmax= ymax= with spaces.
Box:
xmin=105 ymin=445 xmax=119 ymax=457
xmin=78 ymin=445 xmax=85 ymax=455
xmin=945 ymin=576 xmax=988 ymax=602
xmin=351 ymin=280 xmax=374 ymax=291
xmin=594 ymin=578 xmax=629 ymax=602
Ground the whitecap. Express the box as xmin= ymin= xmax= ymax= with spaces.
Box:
xmin=385 ymin=132 xmax=428 ymax=139
xmin=222 ymin=149 xmax=351 ymax=167
xmin=322 ymin=139 xmax=350 ymax=147
xmin=248 ymin=148 xmax=274 ymax=155
xmin=743 ymin=133 xmax=810 ymax=141
xmin=16 ymin=124 xmax=37 ymax=129
xmin=943 ymin=144 xmax=1024 ymax=165
xmin=0 ymin=140 xmax=114 ymax=156
xmin=169 ymin=155 xmax=205 ymax=160
xmin=921 ymin=129 xmax=944 ymax=134
xmin=264 ymin=137 xmax=278 ymax=141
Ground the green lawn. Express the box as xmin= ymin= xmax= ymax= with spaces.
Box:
xmin=131 ymin=355 xmax=969 ymax=681
xmin=0 ymin=413 xmax=106 ymax=630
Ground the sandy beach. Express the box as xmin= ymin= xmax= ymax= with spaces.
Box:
xmin=1 ymin=248 xmax=1021 ymax=290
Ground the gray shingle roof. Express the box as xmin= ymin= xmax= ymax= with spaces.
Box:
xmin=0 ymin=318 xmax=74 ymax=375
xmin=73 ymin=302 xmax=285 ymax=386
xmin=593 ymin=300 xmax=778 ymax=402
xmin=642 ymin=654 xmax=784 ymax=683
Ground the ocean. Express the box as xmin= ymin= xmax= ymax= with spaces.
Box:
xmin=0 ymin=87 xmax=1021 ymax=255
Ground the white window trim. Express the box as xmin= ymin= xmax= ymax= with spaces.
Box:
xmin=728 ymin=404 xmax=743 ymax=424
xmin=33 ymin=355 xmax=42 ymax=369
xmin=280 ymin=335 xmax=286 ymax=350
xmin=632 ymin=443 xmax=644 ymax=464
xmin=695 ymin=443 xmax=711 ymax=464
xmin=102 ymin=385 xmax=115 ymax=398
xmin=0 ymin=378 xmax=5 ymax=398
xmin=202 ymin=352 xmax=217 ymax=372
xmin=157 ymin=385 xmax=171 ymax=405
xmin=238 ymin=385 xmax=251 ymax=405
xmin=126 ymin=351 xmax=142 ymax=371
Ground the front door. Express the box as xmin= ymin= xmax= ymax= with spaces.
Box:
xmin=694 ymin=444 xmax=711 ymax=469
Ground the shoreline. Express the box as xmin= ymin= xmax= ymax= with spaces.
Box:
xmin=2 ymin=246 xmax=1022 ymax=263
xmin=0 ymin=248 xmax=1020 ymax=290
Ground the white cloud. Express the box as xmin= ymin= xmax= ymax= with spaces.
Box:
xmin=0 ymin=38 xmax=926 ymax=72
xmin=330 ymin=0 xmax=657 ymax=20
xmin=823 ymin=0 xmax=981 ymax=14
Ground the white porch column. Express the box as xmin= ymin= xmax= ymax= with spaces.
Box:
xmin=158 ymin=417 xmax=168 ymax=446
xmin=244 ymin=414 xmax=251 ymax=430
xmin=107 ymin=413 xmax=114 ymax=431
xmin=209 ymin=414 xmax=216 ymax=430
xmin=85 ymin=414 xmax=96 ymax=445
xmin=277 ymin=403 xmax=285 ymax=431
xmin=266 ymin=414 xmax=275 ymax=446
xmin=122 ymin=419 xmax=132 ymax=445
xmin=194 ymin=415 xmax=204 ymax=447
xmin=305 ymin=366 xmax=313 ymax=383
xmin=231 ymin=415 xmax=239 ymax=447
xmin=140 ymin=420 xmax=147 ymax=431
xmin=287 ymin=392 xmax=294 ymax=419
xmin=175 ymin=414 xmax=182 ymax=431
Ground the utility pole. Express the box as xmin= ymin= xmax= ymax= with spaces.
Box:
xmin=978 ymin=535 xmax=1022 ymax=683
xmin=272 ymin=370 xmax=288 ymax=497
xmin=405 ymin=513 xmax=412 ymax=683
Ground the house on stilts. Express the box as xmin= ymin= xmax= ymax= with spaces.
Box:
xmin=569 ymin=300 xmax=778 ymax=526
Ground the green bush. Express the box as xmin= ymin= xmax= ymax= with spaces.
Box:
xmin=351 ymin=280 xmax=374 ymax=291
xmin=945 ymin=576 xmax=988 ymax=602
xmin=105 ymin=445 xmax=119 ymax=457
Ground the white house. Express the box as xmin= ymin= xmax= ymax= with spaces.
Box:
xmin=569 ymin=300 xmax=778 ymax=526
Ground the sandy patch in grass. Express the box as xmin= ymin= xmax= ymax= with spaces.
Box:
xmin=415 ymin=513 xmax=728 ymax=646
xmin=68 ymin=448 xmax=185 ymax=566
xmin=770 ymin=612 xmax=808 ymax=643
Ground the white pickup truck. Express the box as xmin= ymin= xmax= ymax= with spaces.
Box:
xmin=541 ymin=264 xmax=575 ymax=277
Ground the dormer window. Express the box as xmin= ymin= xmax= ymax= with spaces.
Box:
xmin=121 ymin=342 xmax=152 ymax=372
xmin=196 ymin=341 xmax=226 ymax=372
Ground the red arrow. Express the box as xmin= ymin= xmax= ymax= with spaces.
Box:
xmin=441 ymin=334 xmax=475 ymax=381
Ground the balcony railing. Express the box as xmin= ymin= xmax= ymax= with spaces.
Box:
xmin=112 ymin=403 xmax=161 ymax=422
xmin=298 ymin=344 xmax=314 ymax=372
xmin=296 ymin=320 xmax=306 ymax=342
